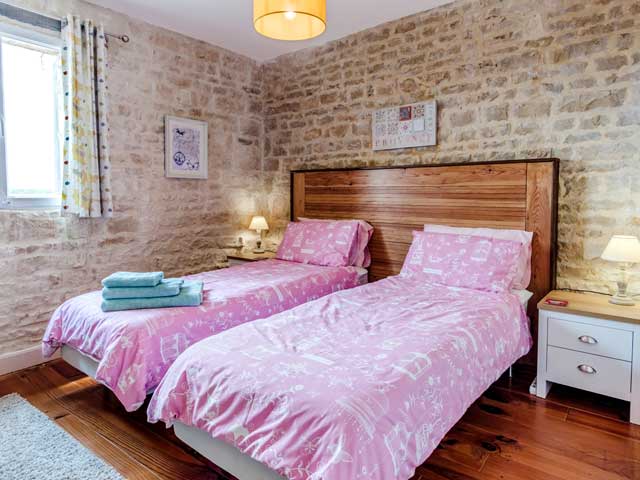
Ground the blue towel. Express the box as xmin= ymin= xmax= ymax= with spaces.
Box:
xmin=102 ymin=278 xmax=184 ymax=300
xmin=100 ymin=281 xmax=204 ymax=312
xmin=102 ymin=271 xmax=164 ymax=288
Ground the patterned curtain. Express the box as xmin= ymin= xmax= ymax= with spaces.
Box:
xmin=61 ymin=15 xmax=113 ymax=217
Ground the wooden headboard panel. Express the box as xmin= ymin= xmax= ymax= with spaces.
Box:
xmin=291 ymin=159 xmax=558 ymax=324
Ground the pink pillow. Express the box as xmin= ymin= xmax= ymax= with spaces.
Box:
xmin=401 ymin=231 xmax=523 ymax=292
xmin=423 ymin=224 xmax=533 ymax=289
xmin=277 ymin=221 xmax=361 ymax=267
xmin=299 ymin=218 xmax=373 ymax=267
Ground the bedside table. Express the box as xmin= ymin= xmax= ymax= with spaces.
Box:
xmin=536 ymin=290 xmax=640 ymax=424
xmin=226 ymin=251 xmax=276 ymax=266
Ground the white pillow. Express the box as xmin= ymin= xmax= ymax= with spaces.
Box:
xmin=423 ymin=224 xmax=533 ymax=290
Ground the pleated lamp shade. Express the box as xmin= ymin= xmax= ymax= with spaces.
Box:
xmin=254 ymin=0 xmax=326 ymax=41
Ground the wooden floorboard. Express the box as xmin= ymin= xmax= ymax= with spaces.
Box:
xmin=1 ymin=361 xmax=638 ymax=479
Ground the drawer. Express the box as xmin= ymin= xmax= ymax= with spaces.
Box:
xmin=547 ymin=317 xmax=633 ymax=361
xmin=546 ymin=346 xmax=631 ymax=401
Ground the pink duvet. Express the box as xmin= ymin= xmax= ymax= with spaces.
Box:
xmin=42 ymin=260 xmax=364 ymax=411
xmin=148 ymin=276 xmax=532 ymax=480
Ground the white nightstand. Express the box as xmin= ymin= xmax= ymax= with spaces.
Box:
xmin=225 ymin=250 xmax=276 ymax=267
xmin=536 ymin=290 xmax=640 ymax=424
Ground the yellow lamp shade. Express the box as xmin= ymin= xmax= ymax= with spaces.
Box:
xmin=254 ymin=0 xmax=326 ymax=41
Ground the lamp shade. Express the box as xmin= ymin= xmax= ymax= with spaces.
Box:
xmin=601 ymin=235 xmax=640 ymax=263
xmin=249 ymin=216 xmax=269 ymax=231
xmin=254 ymin=0 xmax=326 ymax=41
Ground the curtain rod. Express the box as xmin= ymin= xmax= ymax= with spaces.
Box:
xmin=61 ymin=18 xmax=130 ymax=43
xmin=0 ymin=2 xmax=130 ymax=43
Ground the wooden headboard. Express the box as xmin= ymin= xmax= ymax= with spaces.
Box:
xmin=291 ymin=159 xmax=559 ymax=326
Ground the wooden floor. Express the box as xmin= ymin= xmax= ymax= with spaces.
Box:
xmin=1 ymin=360 xmax=639 ymax=480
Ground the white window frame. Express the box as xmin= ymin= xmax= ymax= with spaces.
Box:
xmin=0 ymin=22 xmax=62 ymax=210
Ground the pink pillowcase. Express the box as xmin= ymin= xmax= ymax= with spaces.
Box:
xmin=277 ymin=221 xmax=362 ymax=267
xmin=423 ymin=224 xmax=533 ymax=289
xmin=299 ymin=218 xmax=374 ymax=267
xmin=401 ymin=231 xmax=523 ymax=293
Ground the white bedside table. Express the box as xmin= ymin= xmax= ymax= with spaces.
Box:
xmin=536 ymin=290 xmax=640 ymax=424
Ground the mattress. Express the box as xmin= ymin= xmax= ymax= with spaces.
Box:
xmin=148 ymin=277 xmax=532 ymax=479
xmin=43 ymin=260 xmax=366 ymax=411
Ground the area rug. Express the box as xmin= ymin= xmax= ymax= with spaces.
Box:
xmin=0 ymin=393 xmax=123 ymax=480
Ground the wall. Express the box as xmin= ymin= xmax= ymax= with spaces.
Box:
xmin=0 ymin=0 xmax=265 ymax=354
xmin=262 ymin=0 xmax=640 ymax=294
xmin=1 ymin=0 xmax=639 ymax=357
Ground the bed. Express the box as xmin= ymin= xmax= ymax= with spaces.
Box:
xmin=43 ymin=250 xmax=370 ymax=412
xmin=147 ymin=160 xmax=558 ymax=479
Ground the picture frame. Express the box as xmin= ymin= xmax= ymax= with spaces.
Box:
xmin=372 ymin=100 xmax=437 ymax=151
xmin=164 ymin=115 xmax=208 ymax=179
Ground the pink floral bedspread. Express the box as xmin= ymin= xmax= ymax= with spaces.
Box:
xmin=42 ymin=260 xmax=364 ymax=412
xmin=148 ymin=276 xmax=532 ymax=480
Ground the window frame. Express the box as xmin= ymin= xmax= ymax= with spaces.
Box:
xmin=0 ymin=22 xmax=62 ymax=210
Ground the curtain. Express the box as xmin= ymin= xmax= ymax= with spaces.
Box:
xmin=61 ymin=15 xmax=113 ymax=218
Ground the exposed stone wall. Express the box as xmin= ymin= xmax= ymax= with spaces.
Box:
xmin=2 ymin=0 xmax=639 ymax=356
xmin=262 ymin=0 xmax=640 ymax=294
xmin=0 ymin=0 xmax=265 ymax=354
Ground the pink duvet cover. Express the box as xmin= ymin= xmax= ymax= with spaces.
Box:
xmin=42 ymin=260 xmax=365 ymax=411
xmin=148 ymin=276 xmax=532 ymax=480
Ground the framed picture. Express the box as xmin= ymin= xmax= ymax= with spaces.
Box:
xmin=372 ymin=100 xmax=437 ymax=151
xmin=164 ymin=116 xmax=208 ymax=179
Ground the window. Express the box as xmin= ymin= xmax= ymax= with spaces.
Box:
xmin=0 ymin=25 xmax=62 ymax=209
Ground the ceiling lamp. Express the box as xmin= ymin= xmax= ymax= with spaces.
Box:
xmin=254 ymin=0 xmax=326 ymax=41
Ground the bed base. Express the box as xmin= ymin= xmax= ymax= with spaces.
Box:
xmin=174 ymin=422 xmax=284 ymax=480
xmin=61 ymin=345 xmax=99 ymax=379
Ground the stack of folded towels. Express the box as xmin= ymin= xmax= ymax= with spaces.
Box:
xmin=100 ymin=272 xmax=204 ymax=312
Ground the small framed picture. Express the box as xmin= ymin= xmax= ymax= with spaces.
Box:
xmin=164 ymin=115 xmax=208 ymax=179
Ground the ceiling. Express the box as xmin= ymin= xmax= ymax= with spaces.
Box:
xmin=88 ymin=0 xmax=455 ymax=62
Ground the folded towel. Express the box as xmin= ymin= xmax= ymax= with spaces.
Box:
xmin=102 ymin=271 xmax=164 ymax=288
xmin=102 ymin=278 xmax=184 ymax=300
xmin=101 ymin=280 xmax=204 ymax=312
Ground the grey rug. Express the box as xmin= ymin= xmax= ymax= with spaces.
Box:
xmin=0 ymin=393 xmax=123 ymax=480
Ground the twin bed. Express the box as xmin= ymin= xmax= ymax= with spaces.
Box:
xmin=44 ymin=257 xmax=369 ymax=411
xmin=42 ymin=160 xmax=558 ymax=480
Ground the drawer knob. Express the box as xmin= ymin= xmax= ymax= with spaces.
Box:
xmin=578 ymin=335 xmax=597 ymax=345
xmin=577 ymin=364 xmax=597 ymax=374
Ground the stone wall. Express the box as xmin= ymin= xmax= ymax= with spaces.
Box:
xmin=0 ymin=0 xmax=265 ymax=354
xmin=262 ymin=0 xmax=640 ymax=295
xmin=2 ymin=0 xmax=639 ymax=356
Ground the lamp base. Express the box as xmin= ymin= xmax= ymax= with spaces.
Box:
xmin=609 ymin=294 xmax=635 ymax=306
xmin=253 ymin=234 xmax=264 ymax=254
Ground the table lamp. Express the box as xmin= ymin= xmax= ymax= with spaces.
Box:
xmin=249 ymin=216 xmax=269 ymax=253
xmin=601 ymin=235 xmax=640 ymax=306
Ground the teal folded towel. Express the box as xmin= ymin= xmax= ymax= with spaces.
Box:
xmin=102 ymin=278 xmax=184 ymax=300
xmin=100 ymin=281 xmax=204 ymax=312
xmin=102 ymin=271 xmax=164 ymax=288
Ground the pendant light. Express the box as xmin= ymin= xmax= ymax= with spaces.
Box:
xmin=254 ymin=0 xmax=326 ymax=41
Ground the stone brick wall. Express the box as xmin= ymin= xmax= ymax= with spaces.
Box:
xmin=1 ymin=0 xmax=639 ymax=356
xmin=262 ymin=0 xmax=640 ymax=295
xmin=0 ymin=0 xmax=265 ymax=354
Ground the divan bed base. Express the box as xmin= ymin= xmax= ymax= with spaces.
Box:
xmin=61 ymin=345 xmax=99 ymax=379
xmin=174 ymin=422 xmax=285 ymax=480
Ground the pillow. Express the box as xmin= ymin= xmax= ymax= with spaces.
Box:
xmin=401 ymin=231 xmax=523 ymax=292
xmin=299 ymin=218 xmax=374 ymax=267
xmin=423 ymin=224 xmax=533 ymax=289
xmin=276 ymin=221 xmax=361 ymax=267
